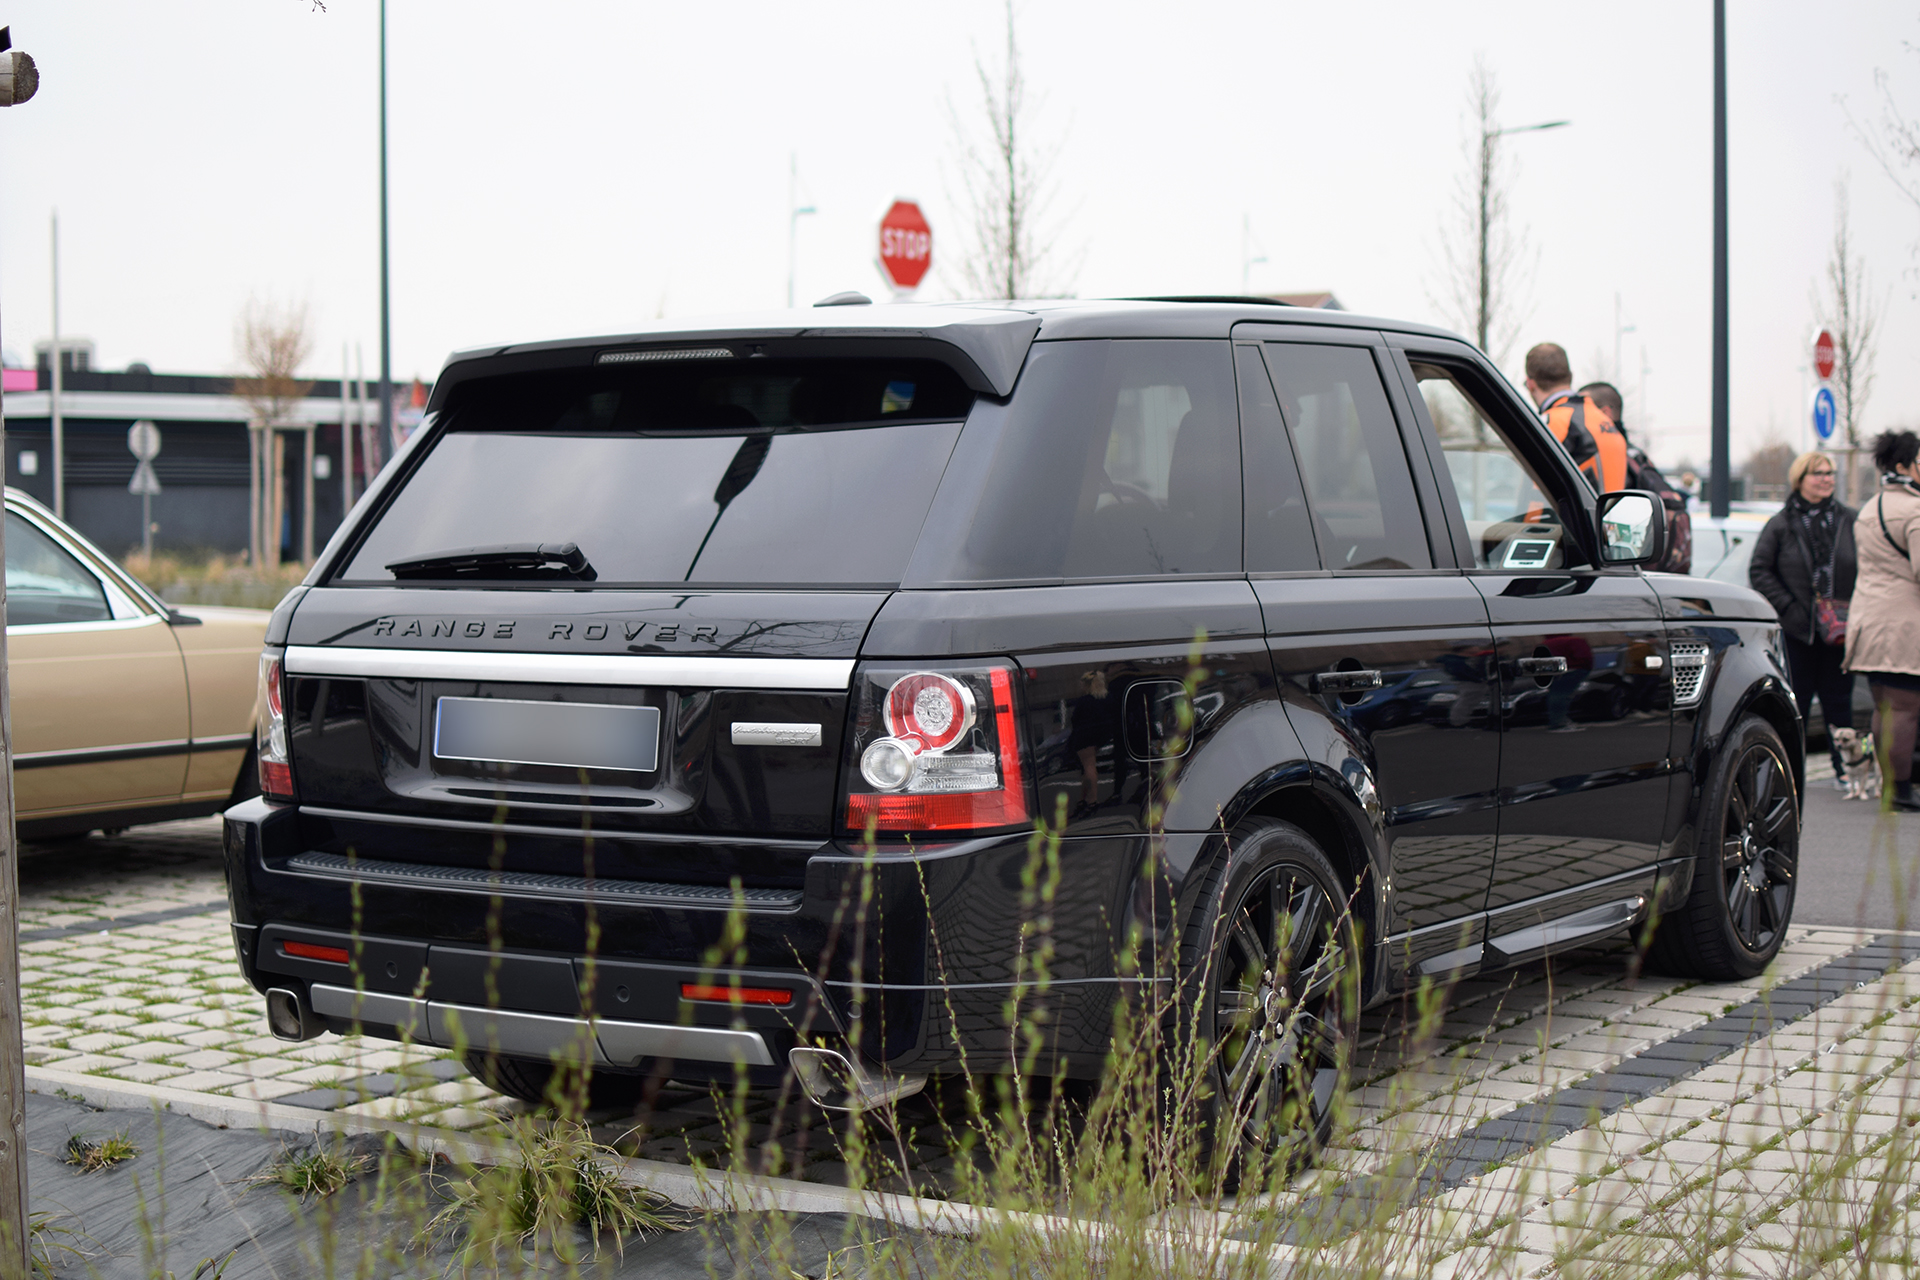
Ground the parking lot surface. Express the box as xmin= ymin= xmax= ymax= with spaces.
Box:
xmin=17 ymin=814 xmax=1920 ymax=1277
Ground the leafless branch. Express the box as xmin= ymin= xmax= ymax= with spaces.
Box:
xmin=232 ymin=296 xmax=315 ymax=425
xmin=1811 ymin=177 xmax=1883 ymax=449
xmin=1427 ymin=56 xmax=1535 ymax=363
xmin=950 ymin=1 xmax=1076 ymax=299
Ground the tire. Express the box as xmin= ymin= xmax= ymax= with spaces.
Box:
xmin=461 ymin=1051 xmax=647 ymax=1111
xmin=1176 ymin=817 xmax=1358 ymax=1183
xmin=1645 ymin=716 xmax=1798 ymax=980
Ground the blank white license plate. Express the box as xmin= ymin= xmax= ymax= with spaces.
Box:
xmin=433 ymin=697 xmax=660 ymax=773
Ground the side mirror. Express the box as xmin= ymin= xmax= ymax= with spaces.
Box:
xmin=1596 ymin=490 xmax=1667 ymax=567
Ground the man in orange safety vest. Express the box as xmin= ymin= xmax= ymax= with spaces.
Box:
xmin=1522 ymin=342 xmax=1629 ymax=495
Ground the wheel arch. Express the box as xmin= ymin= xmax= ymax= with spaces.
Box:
xmin=1225 ymin=766 xmax=1388 ymax=992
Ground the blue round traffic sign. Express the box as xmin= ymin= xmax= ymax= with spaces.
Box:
xmin=1812 ymin=385 xmax=1837 ymax=441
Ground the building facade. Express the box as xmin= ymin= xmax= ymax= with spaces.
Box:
xmin=4 ymin=352 xmax=423 ymax=561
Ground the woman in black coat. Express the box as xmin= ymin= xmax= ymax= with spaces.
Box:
xmin=1750 ymin=451 xmax=1857 ymax=780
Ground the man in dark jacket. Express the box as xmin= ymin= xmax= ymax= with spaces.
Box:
xmin=1578 ymin=381 xmax=1693 ymax=573
xmin=1749 ymin=451 xmax=1857 ymax=780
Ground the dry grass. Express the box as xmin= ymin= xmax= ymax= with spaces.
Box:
xmin=120 ymin=548 xmax=305 ymax=610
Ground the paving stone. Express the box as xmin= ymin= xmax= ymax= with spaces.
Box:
xmin=164 ymin=1070 xmax=251 ymax=1093
xmin=106 ymin=1062 xmax=189 ymax=1085
xmin=173 ymin=1049 xmax=239 ymax=1071
xmin=54 ymin=1054 xmax=137 ymax=1074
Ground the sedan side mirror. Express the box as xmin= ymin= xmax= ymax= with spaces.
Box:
xmin=1596 ymin=490 xmax=1667 ymax=567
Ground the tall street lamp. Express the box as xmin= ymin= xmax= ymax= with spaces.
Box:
xmin=1475 ymin=118 xmax=1569 ymax=353
xmin=378 ymin=0 xmax=392 ymax=454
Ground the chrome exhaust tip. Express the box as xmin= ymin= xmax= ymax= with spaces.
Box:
xmin=789 ymin=1046 xmax=927 ymax=1113
xmin=265 ymin=987 xmax=325 ymax=1042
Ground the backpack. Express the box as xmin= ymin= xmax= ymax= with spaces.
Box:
xmin=1627 ymin=448 xmax=1693 ymax=574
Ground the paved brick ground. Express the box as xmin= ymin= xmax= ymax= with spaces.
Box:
xmin=19 ymin=818 xmax=1920 ymax=1278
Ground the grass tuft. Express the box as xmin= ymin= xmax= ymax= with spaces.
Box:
xmin=63 ymin=1131 xmax=138 ymax=1172
xmin=424 ymin=1119 xmax=684 ymax=1265
xmin=249 ymin=1144 xmax=373 ymax=1199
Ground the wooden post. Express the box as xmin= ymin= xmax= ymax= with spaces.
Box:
xmin=340 ymin=346 xmax=353 ymax=516
xmin=247 ymin=423 xmax=261 ymax=567
xmin=270 ymin=430 xmax=286 ymax=569
xmin=300 ymin=423 xmax=315 ymax=565
xmin=0 ymin=219 xmax=28 ymax=1278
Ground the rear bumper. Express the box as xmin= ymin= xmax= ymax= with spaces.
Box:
xmin=222 ymin=797 xmax=1154 ymax=1078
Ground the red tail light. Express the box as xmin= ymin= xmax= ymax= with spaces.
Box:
xmin=257 ymin=651 xmax=295 ymax=801
xmin=843 ymin=663 xmax=1030 ymax=835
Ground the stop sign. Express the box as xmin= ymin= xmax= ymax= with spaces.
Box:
xmin=1814 ymin=329 xmax=1836 ymax=381
xmin=878 ymin=200 xmax=932 ymax=292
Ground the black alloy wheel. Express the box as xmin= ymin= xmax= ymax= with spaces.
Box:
xmin=1181 ymin=819 xmax=1356 ymax=1182
xmin=1719 ymin=738 xmax=1796 ymax=954
xmin=1646 ymin=716 xmax=1799 ymax=980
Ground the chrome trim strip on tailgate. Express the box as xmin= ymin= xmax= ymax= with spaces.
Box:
xmin=285 ymin=851 xmax=804 ymax=911
xmin=282 ymin=646 xmax=854 ymax=691
xmin=306 ymin=983 xmax=775 ymax=1068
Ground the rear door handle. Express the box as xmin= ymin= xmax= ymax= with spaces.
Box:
xmin=1515 ymin=656 xmax=1569 ymax=676
xmin=1310 ymin=669 xmax=1384 ymax=694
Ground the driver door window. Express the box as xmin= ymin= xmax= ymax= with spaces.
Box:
xmin=1413 ymin=362 xmax=1569 ymax=571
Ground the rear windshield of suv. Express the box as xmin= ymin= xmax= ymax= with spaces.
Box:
xmin=336 ymin=358 xmax=974 ymax=587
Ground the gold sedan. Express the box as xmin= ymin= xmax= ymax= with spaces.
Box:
xmin=6 ymin=490 xmax=269 ymax=840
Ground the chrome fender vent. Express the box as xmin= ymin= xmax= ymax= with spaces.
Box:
xmin=1670 ymin=641 xmax=1710 ymax=707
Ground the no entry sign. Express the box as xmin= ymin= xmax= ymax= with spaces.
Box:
xmin=878 ymin=200 xmax=932 ymax=294
xmin=1814 ymin=329 xmax=1836 ymax=381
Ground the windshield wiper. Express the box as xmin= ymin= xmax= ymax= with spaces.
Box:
xmin=386 ymin=542 xmax=597 ymax=582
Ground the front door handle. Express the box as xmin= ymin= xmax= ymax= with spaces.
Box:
xmin=1310 ymin=669 xmax=1384 ymax=694
xmin=1515 ymin=656 xmax=1570 ymax=677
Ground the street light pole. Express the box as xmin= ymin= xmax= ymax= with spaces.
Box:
xmin=1475 ymin=118 xmax=1569 ymax=354
xmin=786 ymin=153 xmax=814 ymax=308
xmin=1709 ymin=0 xmax=1730 ymax=519
xmin=377 ymin=0 xmax=392 ymax=455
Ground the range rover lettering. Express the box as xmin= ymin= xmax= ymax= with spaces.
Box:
xmin=223 ymin=298 xmax=1801 ymax=1161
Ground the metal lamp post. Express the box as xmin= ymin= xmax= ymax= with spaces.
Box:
xmin=1474 ymin=118 xmax=1569 ymax=353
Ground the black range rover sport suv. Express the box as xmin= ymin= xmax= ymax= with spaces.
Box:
xmin=225 ymin=298 xmax=1800 ymax=1153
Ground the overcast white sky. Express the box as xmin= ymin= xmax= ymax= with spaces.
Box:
xmin=1 ymin=0 xmax=1916 ymax=473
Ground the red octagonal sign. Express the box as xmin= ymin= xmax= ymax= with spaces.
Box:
xmin=1814 ymin=329 xmax=1836 ymax=381
xmin=878 ymin=200 xmax=932 ymax=292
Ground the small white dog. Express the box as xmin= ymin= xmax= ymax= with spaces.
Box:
xmin=1833 ymin=727 xmax=1882 ymax=802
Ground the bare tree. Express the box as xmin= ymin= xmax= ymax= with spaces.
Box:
xmin=1430 ymin=57 xmax=1543 ymax=363
xmin=1813 ymin=179 xmax=1883 ymax=500
xmin=234 ymin=298 xmax=315 ymax=568
xmin=1743 ymin=438 xmax=1795 ymax=497
xmin=953 ymin=1 xmax=1069 ymax=299
xmin=1848 ymin=50 xmax=1920 ymax=249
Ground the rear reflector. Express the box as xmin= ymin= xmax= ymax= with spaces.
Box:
xmin=681 ymin=983 xmax=793 ymax=1007
xmin=282 ymin=940 xmax=350 ymax=964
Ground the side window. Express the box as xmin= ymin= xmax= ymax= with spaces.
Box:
xmin=1236 ymin=343 xmax=1321 ymax=571
xmin=1261 ymin=343 xmax=1432 ymax=571
xmin=6 ymin=512 xmax=112 ymax=626
xmin=940 ymin=339 xmax=1242 ymax=581
xmin=1412 ymin=361 xmax=1570 ymax=571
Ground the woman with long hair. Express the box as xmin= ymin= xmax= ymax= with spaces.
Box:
xmin=1749 ymin=450 xmax=1856 ymax=782
xmin=1845 ymin=429 xmax=1920 ymax=811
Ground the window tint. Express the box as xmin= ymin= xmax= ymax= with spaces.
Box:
xmin=1261 ymin=344 xmax=1430 ymax=571
xmin=912 ymin=340 xmax=1242 ymax=582
xmin=1236 ymin=343 xmax=1320 ymax=571
xmin=1413 ymin=361 xmax=1570 ymax=571
xmin=6 ymin=512 xmax=111 ymax=625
